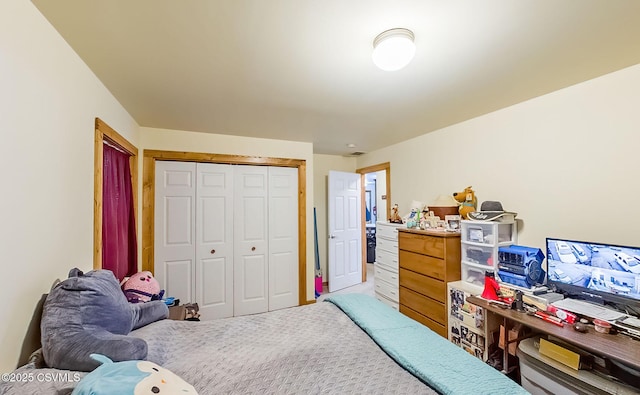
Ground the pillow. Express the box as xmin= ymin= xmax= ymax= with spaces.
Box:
xmin=41 ymin=268 xmax=169 ymax=371
xmin=72 ymin=354 xmax=198 ymax=395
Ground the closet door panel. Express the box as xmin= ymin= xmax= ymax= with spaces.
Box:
xmin=234 ymin=166 xmax=269 ymax=316
xmin=268 ymin=167 xmax=299 ymax=311
xmin=154 ymin=161 xmax=196 ymax=304
xmin=195 ymin=163 xmax=234 ymax=319
xmin=164 ymin=260 xmax=193 ymax=305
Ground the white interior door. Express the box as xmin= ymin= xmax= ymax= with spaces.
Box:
xmin=195 ymin=163 xmax=234 ymax=319
xmin=234 ymin=165 xmax=269 ymax=316
xmin=154 ymin=161 xmax=196 ymax=304
xmin=268 ymin=166 xmax=298 ymax=311
xmin=328 ymin=171 xmax=362 ymax=292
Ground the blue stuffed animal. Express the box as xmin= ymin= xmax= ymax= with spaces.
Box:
xmin=72 ymin=354 xmax=198 ymax=395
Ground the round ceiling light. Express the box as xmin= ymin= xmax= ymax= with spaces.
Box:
xmin=372 ymin=28 xmax=416 ymax=71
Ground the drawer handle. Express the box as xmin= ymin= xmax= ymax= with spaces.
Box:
xmin=390 ymin=291 xmax=396 ymax=295
xmin=392 ymin=259 xmax=398 ymax=263
xmin=391 ymin=275 xmax=397 ymax=279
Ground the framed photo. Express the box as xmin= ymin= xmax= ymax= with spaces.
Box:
xmin=469 ymin=227 xmax=484 ymax=242
xmin=445 ymin=215 xmax=461 ymax=232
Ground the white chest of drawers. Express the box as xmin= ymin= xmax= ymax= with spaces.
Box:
xmin=374 ymin=221 xmax=403 ymax=309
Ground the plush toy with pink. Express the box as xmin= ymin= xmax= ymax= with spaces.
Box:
xmin=121 ymin=271 xmax=165 ymax=303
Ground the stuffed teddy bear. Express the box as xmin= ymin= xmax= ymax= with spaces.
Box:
xmin=453 ymin=186 xmax=478 ymax=219
xmin=389 ymin=204 xmax=403 ymax=223
xmin=72 ymin=354 xmax=198 ymax=395
xmin=121 ymin=271 xmax=164 ymax=303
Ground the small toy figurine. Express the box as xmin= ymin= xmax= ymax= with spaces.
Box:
xmin=389 ymin=204 xmax=403 ymax=223
xmin=453 ymin=186 xmax=478 ymax=219
xmin=406 ymin=208 xmax=419 ymax=228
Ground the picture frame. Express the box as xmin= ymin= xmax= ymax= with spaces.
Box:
xmin=469 ymin=227 xmax=484 ymax=242
xmin=445 ymin=214 xmax=461 ymax=232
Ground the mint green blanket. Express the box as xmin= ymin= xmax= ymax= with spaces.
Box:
xmin=326 ymin=294 xmax=529 ymax=395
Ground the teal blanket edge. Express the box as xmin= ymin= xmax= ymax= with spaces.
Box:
xmin=325 ymin=294 xmax=529 ymax=395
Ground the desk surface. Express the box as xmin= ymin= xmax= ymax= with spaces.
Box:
xmin=467 ymin=295 xmax=640 ymax=370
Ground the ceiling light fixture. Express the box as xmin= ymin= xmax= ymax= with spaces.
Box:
xmin=372 ymin=28 xmax=416 ymax=71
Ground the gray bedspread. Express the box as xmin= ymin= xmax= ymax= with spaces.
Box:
xmin=1 ymin=301 xmax=436 ymax=395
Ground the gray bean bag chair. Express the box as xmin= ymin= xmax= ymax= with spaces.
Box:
xmin=41 ymin=268 xmax=169 ymax=371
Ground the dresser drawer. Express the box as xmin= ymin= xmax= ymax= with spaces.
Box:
xmin=376 ymin=222 xmax=401 ymax=240
xmin=398 ymin=250 xmax=445 ymax=281
xmin=399 ymin=232 xmax=444 ymax=259
xmin=400 ymin=304 xmax=447 ymax=338
xmin=375 ymin=265 xmax=399 ymax=287
xmin=399 ymin=286 xmax=446 ymax=324
xmin=399 ymin=268 xmax=445 ymax=303
xmin=376 ymin=236 xmax=398 ymax=254
xmin=375 ymin=278 xmax=399 ymax=302
xmin=376 ymin=249 xmax=399 ymax=272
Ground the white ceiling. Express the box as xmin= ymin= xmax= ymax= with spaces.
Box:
xmin=33 ymin=1 xmax=640 ymax=155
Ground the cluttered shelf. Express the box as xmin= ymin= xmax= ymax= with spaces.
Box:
xmin=467 ymin=295 xmax=640 ymax=371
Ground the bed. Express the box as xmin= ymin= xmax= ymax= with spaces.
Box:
xmin=0 ymin=294 xmax=528 ymax=395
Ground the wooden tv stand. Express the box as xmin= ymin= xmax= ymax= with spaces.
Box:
xmin=467 ymin=295 xmax=640 ymax=372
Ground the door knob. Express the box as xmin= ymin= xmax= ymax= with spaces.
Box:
xmin=210 ymin=249 xmax=216 ymax=254
xmin=251 ymin=246 xmax=256 ymax=251
xmin=329 ymin=235 xmax=336 ymax=239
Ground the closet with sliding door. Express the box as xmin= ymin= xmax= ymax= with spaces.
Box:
xmin=154 ymin=161 xmax=299 ymax=320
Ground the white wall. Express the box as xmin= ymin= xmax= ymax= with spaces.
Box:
xmin=140 ymin=128 xmax=315 ymax=298
xmin=358 ymin=64 xmax=640 ymax=253
xmin=0 ymin=1 xmax=139 ymax=373
xmin=312 ymin=155 xmax=357 ymax=282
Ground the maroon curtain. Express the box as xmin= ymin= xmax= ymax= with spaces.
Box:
xmin=102 ymin=144 xmax=137 ymax=281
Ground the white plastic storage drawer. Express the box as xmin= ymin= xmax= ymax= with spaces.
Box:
xmin=375 ymin=278 xmax=399 ymax=302
xmin=376 ymin=222 xmax=401 ymax=240
xmin=463 ymin=222 xmax=514 ymax=244
xmin=461 ymin=263 xmax=488 ymax=287
xmin=374 ymin=266 xmax=399 ymax=287
xmin=376 ymin=236 xmax=398 ymax=254
xmin=376 ymin=249 xmax=399 ymax=272
xmin=376 ymin=293 xmax=399 ymax=310
xmin=462 ymin=243 xmax=494 ymax=268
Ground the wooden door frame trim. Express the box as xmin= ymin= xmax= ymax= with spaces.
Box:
xmin=94 ymin=118 xmax=138 ymax=270
xmin=356 ymin=162 xmax=391 ymax=282
xmin=141 ymin=149 xmax=308 ymax=306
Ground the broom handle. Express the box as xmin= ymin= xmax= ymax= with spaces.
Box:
xmin=314 ymin=208 xmax=320 ymax=273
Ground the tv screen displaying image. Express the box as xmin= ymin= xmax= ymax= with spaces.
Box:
xmin=546 ymin=238 xmax=640 ymax=303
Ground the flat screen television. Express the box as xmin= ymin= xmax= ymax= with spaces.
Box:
xmin=546 ymin=237 xmax=640 ymax=316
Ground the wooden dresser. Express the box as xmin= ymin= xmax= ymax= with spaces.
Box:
xmin=398 ymin=228 xmax=461 ymax=338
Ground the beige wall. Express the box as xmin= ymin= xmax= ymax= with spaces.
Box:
xmin=358 ymin=64 xmax=640 ymax=253
xmin=0 ymin=1 xmax=139 ymax=373
xmin=3 ymin=0 xmax=640 ymax=377
xmin=140 ymin=127 xmax=315 ymax=298
xmin=312 ymin=155 xmax=357 ymax=282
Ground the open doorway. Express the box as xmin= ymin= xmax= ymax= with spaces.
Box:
xmin=356 ymin=162 xmax=391 ymax=283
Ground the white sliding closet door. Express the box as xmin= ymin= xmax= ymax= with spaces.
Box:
xmin=154 ymin=161 xmax=196 ymax=305
xmin=233 ymin=165 xmax=269 ymax=316
xmin=155 ymin=161 xmax=299 ymax=319
xmin=195 ymin=163 xmax=234 ymax=319
xmin=268 ymin=167 xmax=298 ymax=311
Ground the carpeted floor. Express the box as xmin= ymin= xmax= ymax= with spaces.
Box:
xmin=317 ymin=263 xmax=375 ymax=302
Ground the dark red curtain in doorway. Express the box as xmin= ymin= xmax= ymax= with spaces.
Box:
xmin=102 ymin=143 xmax=137 ymax=281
